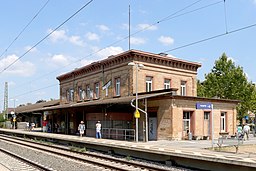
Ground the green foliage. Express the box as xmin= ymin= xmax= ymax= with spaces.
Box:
xmin=197 ymin=53 xmax=256 ymax=120
xmin=0 ymin=114 xmax=6 ymax=122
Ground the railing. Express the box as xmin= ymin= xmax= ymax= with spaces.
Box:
xmin=102 ymin=128 xmax=135 ymax=141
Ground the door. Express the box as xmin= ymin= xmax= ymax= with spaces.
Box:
xmin=203 ymin=111 xmax=210 ymax=136
xmin=149 ymin=117 xmax=157 ymax=140
xmin=183 ymin=111 xmax=191 ymax=134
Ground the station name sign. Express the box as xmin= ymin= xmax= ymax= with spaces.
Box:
xmin=196 ymin=102 xmax=212 ymax=109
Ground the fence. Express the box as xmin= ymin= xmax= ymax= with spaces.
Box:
xmin=102 ymin=128 xmax=135 ymax=141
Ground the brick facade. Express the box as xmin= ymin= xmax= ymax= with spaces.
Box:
xmin=55 ymin=50 xmax=238 ymax=140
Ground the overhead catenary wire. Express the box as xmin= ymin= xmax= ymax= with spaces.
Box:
xmin=10 ymin=21 xmax=256 ymax=103
xmin=0 ymin=0 xmax=94 ymax=75
xmin=162 ymin=22 xmax=256 ymax=53
xmin=10 ymin=83 xmax=58 ymax=100
xmin=5 ymin=1 xmax=256 ymax=104
xmin=4 ymin=0 xmax=226 ymax=102
xmin=0 ymin=0 xmax=50 ymax=59
xmin=6 ymin=0 xmax=208 ymax=93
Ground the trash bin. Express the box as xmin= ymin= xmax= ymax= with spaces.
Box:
xmin=188 ymin=132 xmax=192 ymax=141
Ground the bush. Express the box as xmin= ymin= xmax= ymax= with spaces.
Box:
xmin=0 ymin=114 xmax=6 ymax=122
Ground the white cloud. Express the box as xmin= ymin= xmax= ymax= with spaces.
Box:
xmin=48 ymin=29 xmax=84 ymax=46
xmin=130 ymin=37 xmax=146 ymax=45
xmin=49 ymin=54 xmax=70 ymax=67
xmin=97 ymin=24 xmax=110 ymax=31
xmin=80 ymin=46 xmax=124 ymax=66
xmin=227 ymin=57 xmax=236 ymax=63
xmin=69 ymin=36 xmax=84 ymax=46
xmin=137 ymin=23 xmax=158 ymax=31
xmin=24 ymin=46 xmax=37 ymax=53
xmin=48 ymin=29 xmax=67 ymax=42
xmin=167 ymin=54 xmax=177 ymax=58
xmin=85 ymin=32 xmax=100 ymax=41
xmin=0 ymin=54 xmax=35 ymax=77
xmin=80 ymin=59 xmax=95 ymax=66
xmin=158 ymin=36 xmax=174 ymax=46
xmin=96 ymin=46 xmax=124 ymax=59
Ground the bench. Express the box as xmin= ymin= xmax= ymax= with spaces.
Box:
xmin=217 ymin=137 xmax=243 ymax=153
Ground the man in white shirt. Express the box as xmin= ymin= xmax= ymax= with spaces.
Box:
xmin=96 ymin=121 xmax=101 ymax=139
xmin=78 ymin=121 xmax=85 ymax=137
xmin=243 ymin=124 xmax=250 ymax=140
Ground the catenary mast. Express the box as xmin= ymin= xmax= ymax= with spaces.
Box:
xmin=3 ymin=82 xmax=8 ymax=119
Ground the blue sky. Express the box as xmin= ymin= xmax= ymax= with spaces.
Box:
xmin=0 ymin=0 xmax=256 ymax=109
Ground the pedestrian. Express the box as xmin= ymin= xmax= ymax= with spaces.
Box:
xmin=31 ymin=122 xmax=35 ymax=130
xmin=237 ymin=125 xmax=243 ymax=140
xmin=78 ymin=121 xmax=85 ymax=137
xmin=28 ymin=121 xmax=32 ymax=131
xmin=26 ymin=122 xmax=29 ymax=131
xmin=243 ymin=123 xmax=250 ymax=140
xmin=96 ymin=121 xmax=101 ymax=139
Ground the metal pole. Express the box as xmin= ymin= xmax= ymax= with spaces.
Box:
xmin=211 ymin=104 xmax=214 ymax=148
xmin=145 ymin=98 xmax=148 ymax=142
xmin=135 ymin=64 xmax=139 ymax=142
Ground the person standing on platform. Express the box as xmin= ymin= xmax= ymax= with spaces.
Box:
xmin=237 ymin=125 xmax=243 ymax=140
xmin=243 ymin=123 xmax=250 ymax=140
xmin=96 ymin=121 xmax=101 ymax=139
xmin=78 ymin=121 xmax=85 ymax=137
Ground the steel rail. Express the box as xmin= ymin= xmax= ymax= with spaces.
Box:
xmin=0 ymin=134 xmax=171 ymax=171
xmin=0 ymin=147 xmax=53 ymax=171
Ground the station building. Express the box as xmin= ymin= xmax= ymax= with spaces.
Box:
xmin=15 ymin=50 xmax=239 ymax=141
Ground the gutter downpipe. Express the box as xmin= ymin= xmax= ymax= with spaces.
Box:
xmin=131 ymin=98 xmax=148 ymax=142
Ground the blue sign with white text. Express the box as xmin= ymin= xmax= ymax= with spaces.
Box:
xmin=196 ymin=102 xmax=212 ymax=109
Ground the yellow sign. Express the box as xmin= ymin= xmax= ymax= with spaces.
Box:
xmin=134 ymin=110 xmax=140 ymax=118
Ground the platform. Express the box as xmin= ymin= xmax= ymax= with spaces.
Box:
xmin=1 ymin=128 xmax=256 ymax=171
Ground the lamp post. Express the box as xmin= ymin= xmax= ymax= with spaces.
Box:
xmin=128 ymin=62 xmax=144 ymax=142
xmin=10 ymin=99 xmax=18 ymax=129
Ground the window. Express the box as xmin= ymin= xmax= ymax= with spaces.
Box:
xmin=115 ymin=77 xmax=121 ymax=96
xmin=78 ymin=86 xmax=83 ymax=101
xmin=66 ymin=89 xmax=70 ymax=102
xmin=146 ymin=76 xmax=153 ymax=92
xmin=204 ymin=112 xmax=210 ymax=120
xmin=183 ymin=111 xmax=190 ymax=133
xmin=220 ymin=112 xmax=226 ymax=132
xmin=86 ymin=85 xmax=90 ymax=99
xmin=181 ymin=81 xmax=186 ymax=96
xmin=164 ymin=79 xmax=171 ymax=89
xmin=69 ymin=88 xmax=74 ymax=102
xmin=66 ymin=88 xmax=74 ymax=102
xmin=94 ymin=82 xmax=99 ymax=99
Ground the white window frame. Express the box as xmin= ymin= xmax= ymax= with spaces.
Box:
xmin=164 ymin=79 xmax=171 ymax=89
xmin=69 ymin=88 xmax=74 ymax=102
xmin=146 ymin=76 xmax=153 ymax=92
xmin=94 ymin=82 xmax=99 ymax=99
xmin=220 ymin=112 xmax=226 ymax=132
xmin=115 ymin=77 xmax=121 ymax=96
xmin=86 ymin=85 xmax=90 ymax=99
xmin=66 ymin=89 xmax=70 ymax=102
xmin=78 ymin=86 xmax=83 ymax=101
xmin=181 ymin=81 xmax=186 ymax=96
xmin=183 ymin=111 xmax=190 ymax=133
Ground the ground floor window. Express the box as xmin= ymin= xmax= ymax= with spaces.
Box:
xmin=220 ymin=112 xmax=226 ymax=132
xmin=183 ymin=111 xmax=190 ymax=133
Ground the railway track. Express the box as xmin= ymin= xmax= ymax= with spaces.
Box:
xmin=0 ymin=134 xmax=175 ymax=171
xmin=0 ymin=148 xmax=50 ymax=171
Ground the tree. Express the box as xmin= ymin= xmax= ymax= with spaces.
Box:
xmin=197 ymin=53 xmax=256 ymax=120
xmin=36 ymin=99 xmax=46 ymax=103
